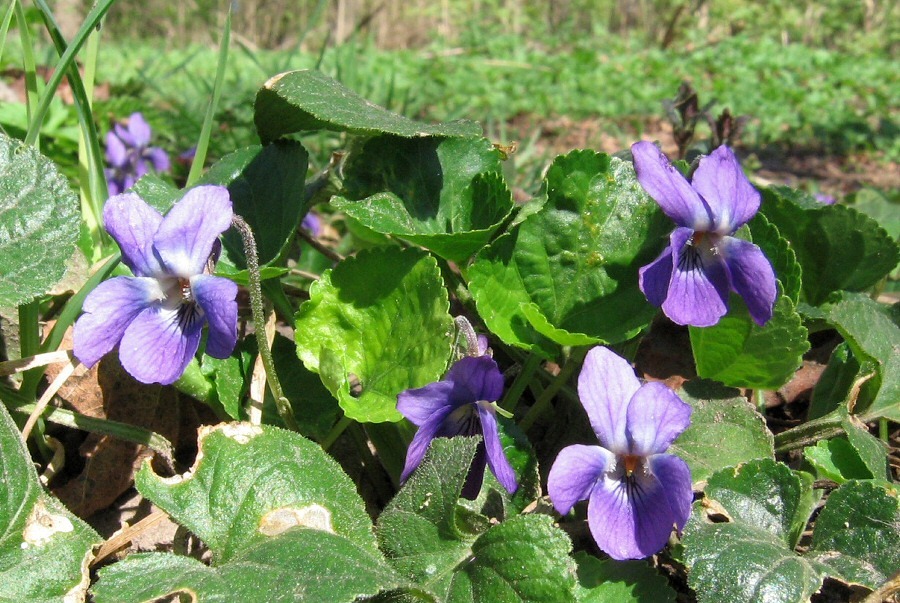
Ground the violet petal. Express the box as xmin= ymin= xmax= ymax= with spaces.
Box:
xmin=691 ymin=145 xmax=760 ymax=233
xmin=476 ymin=401 xmax=517 ymax=494
xmin=625 ymin=383 xmax=692 ymax=456
xmin=638 ymin=242 xmax=674 ymax=308
xmin=102 ymin=193 xmax=164 ymax=277
xmin=105 ymin=131 xmax=128 ymax=167
xmin=722 ymin=237 xmax=778 ymax=326
xmin=631 ymin=141 xmax=712 ymax=230
xmin=73 ymin=276 xmax=159 ymax=368
xmin=648 ymin=453 xmax=693 ymax=533
xmin=577 ymin=346 xmax=639 ymax=453
xmin=445 ymin=355 xmax=504 ymax=404
xmin=153 ymin=185 xmax=233 ymax=277
xmin=397 ymin=380 xmax=457 ymax=426
xmin=662 ymin=228 xmax=730 ymax=327
xmin=400 ymin=407 xmax=451 ymax=483
xmin=191 ymin=275 xmax=238 ymax=358
xmin=547 ymin=444 xmax=611 ymax=515
xmin=118 ymin=305 xmax=204 ymax=384
xmin=146 ymin=146 xmax=171 ymax=172
xmin=127 ymin=113 xmax=152 ymax=147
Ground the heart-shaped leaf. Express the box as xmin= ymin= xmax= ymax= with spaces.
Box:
xmin=135 ymin=422 xmax=377 ymax=562
xmin=255 ymin=70 xmax=481 ymax=143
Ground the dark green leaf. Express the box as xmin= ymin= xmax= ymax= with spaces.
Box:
xmin=747 ymin=212 xmax=801 ymax=305
xmin=760 ymin=187 xmax=899 ymax=305
xmin=0 ymin=403 xmax=100 ymax=602
xmin=841 ymin=415 xmax=890 ymax=481
xmin=201 ymin=141 xmax=309 ymax=267
xmin=669 ymin=380 xmax=774 ymax=484
xmin=135 ymin=422 xmax=377 ymax=563
xmin=93 ymin=529 xmax=402 ymax=603
xmin=255 ymin=70 xmax=481 ymax=143
xmin=690 ymin=293 xmax=809 ymax=389
xmin=803 ymin=437 xmax=872 ymax=483
xmin=808 ymin=480 xmax=900 ymax=589
xmin=573 ymin=552 xmax=676 ymax=602
xmin=0 ymin=132 xmax=80 ymax=307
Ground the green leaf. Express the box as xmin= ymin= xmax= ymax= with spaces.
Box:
xmin=518 ymin=151 xmax=669 ymax=343
xmin=93 ymin=528 xmax=403 ymax=603
xmin=266 ymin=332 xmax=341 ymax=440
xmin=0 ymin=403 xmax=100 ymax=603
xmin=473 ymin=418 xmax=540 ymax=517
xmin=840 ymin=415 xmax=890 ymax=481
xmin=295 ymin=247 xmax=453 ymax=423
xmin=255 ymin=69 xmax=481 ymax=143
xmin=683 ymin=460 xmax=828 ymax=603
xmin=669 ymin=380 xmax=774 ymax=484
xmin=820 ymin=291 xmax=900 ymax=421
xmin=760 ymin=187 xmax=899 ymax=305
xmin=130 ymin=173 xmax=180 ymax=214
xmin=808 ymin=480 xmax=900 ymax=589
xmin=747 ymin=213 xmax=801 ymax=305
xmin=335 ymin=152 xmax=514 ymax=263
xmin=803 ymin=438 xmax=872 ymax=483
xmin=135 ymin=421 xmax=377 ymax=563
xmin=201 ymin=342 xmax=254 ymax=420
xmin=200 ymin=141 xmax=310 ymax=268
xmin=377 ymin=438 xmax=577 ymax=602
xmin=0 ymin=132 xmax=80 ymax=307
xmin=466 ymin=230 xmax=559 ymax=359
xmin=689 ymin=293 xmax=809 ymax=389
xmin=808 ymin=342 xmax=863 ymax=420
xmin=468 ymin=151 xmax=669 ymax=350
xmin=573 ymin=552 xmax=676 ymax=602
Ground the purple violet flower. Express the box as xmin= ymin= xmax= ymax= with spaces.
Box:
xmin=814 ymin=192 xmax=836 ymax=205
xmin=301 ymin=212 xmax=322 ymax=237
xmin=548 ymin=346 xmax=693 ymax=560
xmin=73 ymin=186 xmax=238 ymax=385
xmin=632 ymin=142 xmax=777 ymax=327
xmin=397 ymin=354 xmax=517 ymax=499
xmin=105 ymin=113 xmax=171 ymax=196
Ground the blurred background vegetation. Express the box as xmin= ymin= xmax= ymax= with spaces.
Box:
xmin=3 ymin=0 xmax=898 ymax=196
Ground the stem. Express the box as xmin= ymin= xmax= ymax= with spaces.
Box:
xmin=774 ymin=412 xmax=845 ymax=454
xmin=231 ymin=215 xmax=298 ymax=431
xmin=296 ymin=226 xmax=344 ymax=263
xmin=500 ymin=353 xmax=541 ymax=412
xmin=520 ymin=347 xmax=586 ymax=431
xmin=320 ymin=415 xmax=352 ymax=451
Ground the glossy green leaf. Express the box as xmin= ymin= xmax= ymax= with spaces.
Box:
xmin=573 ymin=552 xmax=676 ymax=603
xmin=690 ymin=293 xmax=808 ymax=389
xmin=378 ymin=437 xmax=577 ymax=602
xmin=820 ymin=292 xmax=900 ymax=421
xmin=0 ymin=403 xmax=100 ymax=603
xmin=466 ymin=230 xmax=559 ymax=359
xmin=93 ymin=528 xmax=402 ymax=603
xmin=808 ymin=480 xmax=900 ymax=589
xmin=669 ymin=380 xmax=774 ymax=484
xmin=760 ymin=187 xmax=899 ymax=305
xmin=294 ymin=247 xmax=453 ymax=423
xmin=684 ymin=460 xmax=828 ymax=603
xmin=803 ymin=437 xmax=872 ymax=483
xmin=335 ymin=165 xmax=514 ymax=263
xmin=519 ymin=151 xmax=669 ymax=343
xmin=255 ymin=69 xmax=481 ymax=143
xmin=0 ymin=131 xmax=80 ymax=307
xmin=201 ymin=342 xmax=254 ymax=420
xmin=468 ymin=151 xmax=669 ymax=350
xmin=840 ymin=415 xmax=890 ymax=481
xmin=747 ymin=213 xmax=801 ymax=305
xmin=135 ymin=421 xmax=377 ymax=563
xmin=200 ymin=141 xmax=309 ymax=267
xmin=808 ymin=342 xmax=864 ymax=420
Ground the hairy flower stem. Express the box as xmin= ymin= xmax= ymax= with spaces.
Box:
xmin=232 ymin=215 xmax=298 ymax=431
xmin=520 ymin=347 xmax=587 ymax=432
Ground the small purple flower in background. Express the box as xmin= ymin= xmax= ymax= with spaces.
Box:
xmin=632 ymin=141 xmax=777 ymax=327
xmin=105 ymin=113 xmax=171 ymax=196
xmin=814 ymin=192 xmax=836 ymax=205
xmin=397 ymin=350 xmax=517 ymax=499
xmin=74 ymin=186 xmax=238 ymax=385
xmin=301 ymin=212 xmax=322 ymax=237
xmin=548 ymin=346 xmax=693 ymax=560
